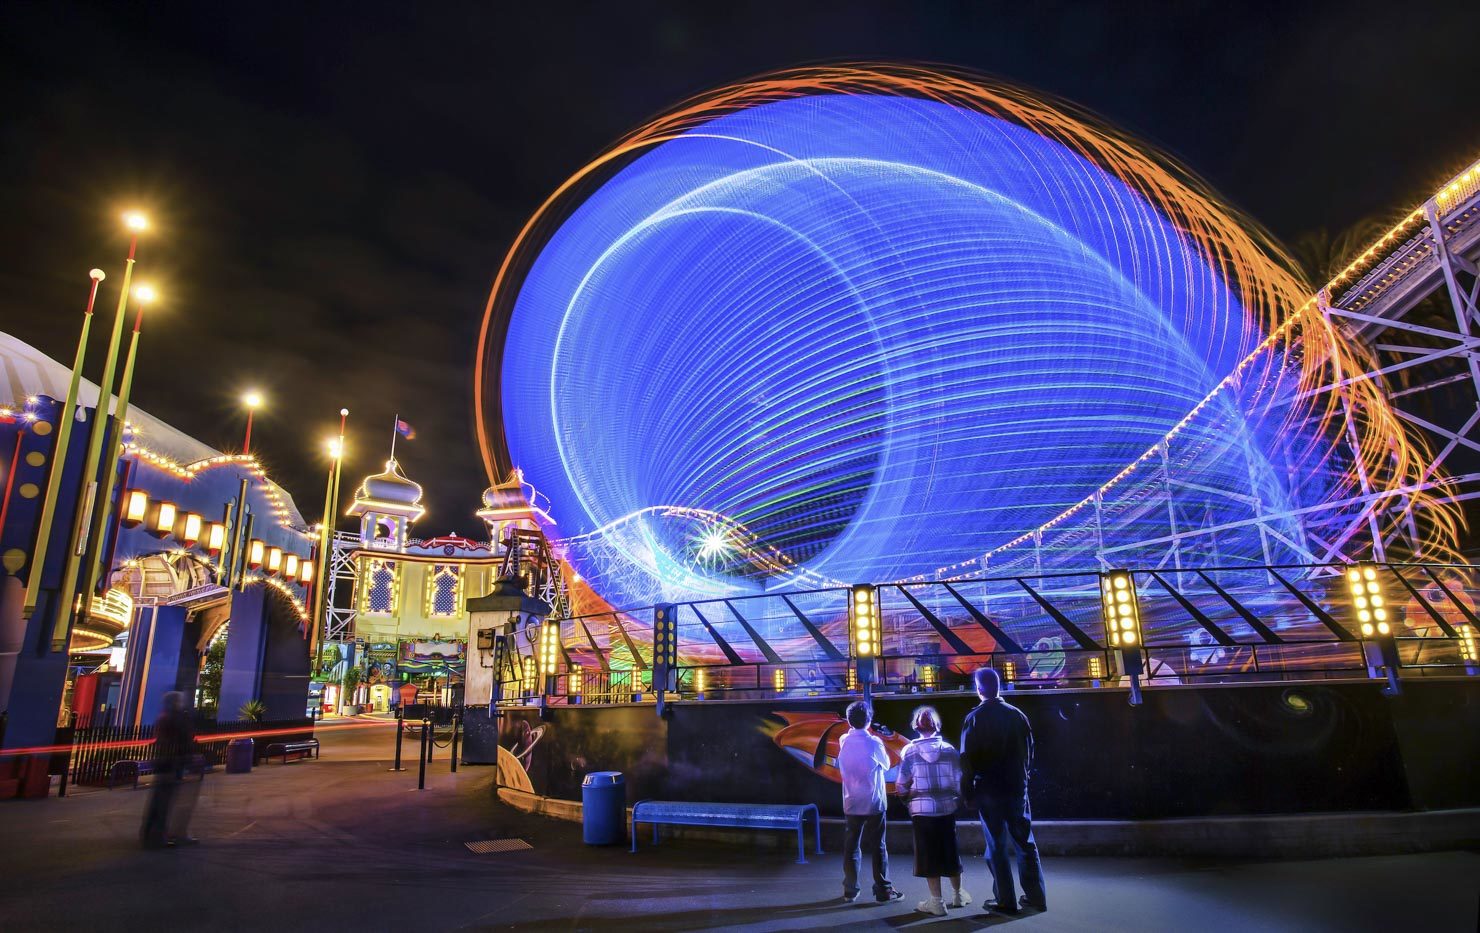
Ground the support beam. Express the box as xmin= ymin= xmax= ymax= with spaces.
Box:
xmin=941 ymin=583 xmax=1024 ymax=654
xmin=780 ymin=595 xmax=845 ymax=660
xmin=893 ymin=585 xmax=974 ymax=655
xmin=689 ymin=604 xmax=746 ymax=666
xmin=1145 ymin=571 xmax=1238 ymax=646
xmin=1013 ymin=579 xmax=1101 ymax=650
xmin=722 ymin=599 xmax=784 ymax=664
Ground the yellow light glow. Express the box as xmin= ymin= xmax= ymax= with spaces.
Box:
xmin=206 ymin=522 xmax=226 ymax=553
xmin=284 ymin=554 xmax=300 ymax=579
xmin=1376 ymin=621 xmax=1390 ymax=635
xmin=1362 ymin=623 xmax=1375 ymax=637
xmin=1003 ymin=661 xmax=1016 ymax=682
xmin=123 ymin=489 xmax=149 ymax=525
xmin=134 ymin=284 xmax=157 ymax=304
xmin=299 ymin=561 xmax=314 ymax=584
xmin=773 ymin=668 xmax=786 ymax=692
xmin=178 ymin=512 xmax=202 ymax=544
xmin=243 ymin=390 xmax=264 ymax=409
xmin=248 ymin=539 xmax=265 ymax=567
xmin=266 ymin=546 xmax=283 ymax=574
xmin=1089 ymin=656 xmax=1103 ymax=679
xmin=326 ymin=437 xmax=343 ymax=459
xmin=694 ymin=666 xmax=706 ymax=694
xmin=152 ymin=501 xmax=176 ymax=535
xmin=123 ymin=211 xmax=148 ymax=232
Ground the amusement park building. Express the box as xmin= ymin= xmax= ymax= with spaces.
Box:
xmin=324 ymin=460 xmax=549 ymax=711
xmin=0 ymin=332 xmax=317 ymax=753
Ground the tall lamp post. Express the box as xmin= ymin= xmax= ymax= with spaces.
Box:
xmin=50 ymin=212 xmax=147 ymax=651
xmin=309 ymin=409 xmax=348 ymax=663
xmin=78 ymin=283 xmax=156 ymax=614
xmin=22 ymin=268 xmax=106 ymax=616
xmin=241 ymin=390 xmax=264 ymax=455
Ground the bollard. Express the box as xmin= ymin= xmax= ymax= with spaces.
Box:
xmin=449 ymin=710 xmax=460 ymax=773
xmin=417 ymin=720 xmax=428 ymax=790
xmin=390 ymin=707 xmax=404 ymax=772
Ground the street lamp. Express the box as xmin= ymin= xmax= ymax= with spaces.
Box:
xmin=48 ymin=212 xmax=148 ymax=650
xmin=849 ymin=584 xmax=881 ymax=700
xmin=241 ymin=390 xmax=264 ymax=454
xmin=309 ymin=408 xmax=348 ymax=664
xmin=77 ymin=283 xmax=160 ymax=618
xmin=1100 ymin=570 xmax=1145 ymax=706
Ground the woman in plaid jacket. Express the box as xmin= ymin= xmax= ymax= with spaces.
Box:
xmin=895 ymin=705 xmax=971 ymax=916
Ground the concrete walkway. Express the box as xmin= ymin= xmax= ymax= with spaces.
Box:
xmin=0 ymin=721 xmax=1475 ymax=932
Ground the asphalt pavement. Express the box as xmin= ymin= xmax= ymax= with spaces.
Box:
xmin=0 ymin=718 xmax=1475 ymax=932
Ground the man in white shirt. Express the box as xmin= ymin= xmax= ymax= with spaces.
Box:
xmin=837 ymin=701 xmax=902 ymax=903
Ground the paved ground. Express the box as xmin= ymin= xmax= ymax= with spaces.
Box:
xmin=0 ymin=719 xmax=1476 ymax=932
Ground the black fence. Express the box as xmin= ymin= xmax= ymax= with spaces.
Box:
xmin=68 ymin=717 xmax=314 ymax=787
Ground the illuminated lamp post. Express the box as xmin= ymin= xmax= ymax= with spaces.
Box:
xmin=848 ymin=584 xmax=881 ymax=701
xmin=537 ymin=620 xmax=561 ymax=713
xmin=78 ymin=282 xmax=157 ymax=620
xmin=1100 ymin=570 xmax=1145 ymax=706
xmin=48 ymin=211 xmax=147 ymax=651
xmin=1459 ymin=624 xmax=1478 ymax=676
xmin=309 ymin=410 xmax=347 ymax=663
xmin=241 ymin=390 xmax=264 ymax=454
xmin=652 ymin=603 xmax=678 ymax=717
xmin=23 ymin=267 xmax=106 ymax=617
xmin=1347 ymin=562 xmax=1401 ymax=695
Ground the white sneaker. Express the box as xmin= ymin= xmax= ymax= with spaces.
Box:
xmin=949 ymin=889 xmax=972 ymax=908
xmin=916 ymin=897 xmax=947 ymax=917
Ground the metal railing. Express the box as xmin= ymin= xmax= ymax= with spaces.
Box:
xmin=494 ymin=561 xmax=1480 ymax=706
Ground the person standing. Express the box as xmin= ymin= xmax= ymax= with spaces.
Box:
xmin=140 ymin=691 xmax=198 ymax=849
xmin=896 ymin=705 xmax=970 ymax=916
xmin=959 ymin=667 xmax=1046 ymax=914
xmin=837 ymin=700 xmax=903 ymax=904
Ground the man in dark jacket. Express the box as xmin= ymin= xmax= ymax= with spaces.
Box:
xmin=959 ymin=667 xmax=1045 ymax=914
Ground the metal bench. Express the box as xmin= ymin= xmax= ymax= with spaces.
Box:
xmin=264 ymin=739 xmax=320 ymax=764
xmin=630 ymin=800 xmax=823 ymax=864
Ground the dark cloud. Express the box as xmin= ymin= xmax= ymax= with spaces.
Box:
xmin=1 ymin=0 xmax=1476 ymax=535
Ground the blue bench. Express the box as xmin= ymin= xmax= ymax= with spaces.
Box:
xmin=630 ymin=800 xmax=823 ymax=864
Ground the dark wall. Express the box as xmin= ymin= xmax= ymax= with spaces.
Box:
xmin=499 ymin=680 xmax=1480 ymax=820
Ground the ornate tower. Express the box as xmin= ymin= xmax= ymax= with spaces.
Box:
xmin=346 ymin=458 xmax=426 ymax=552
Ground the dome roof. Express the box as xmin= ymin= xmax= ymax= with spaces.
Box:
xmin=347 ymin=458 xmax=425 ymax=519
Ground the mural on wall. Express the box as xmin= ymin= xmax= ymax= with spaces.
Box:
xmin=763 ymin=711 xmax=908 ymax=792
xmin=490 ymin=683 xmax=1480 ymax=818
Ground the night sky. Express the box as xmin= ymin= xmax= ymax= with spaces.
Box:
xmin=2 ymin=1 xmax=1477 ymax=537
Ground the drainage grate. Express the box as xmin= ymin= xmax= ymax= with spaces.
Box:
xmin=465 ymin=838 xmax=533 ymax=854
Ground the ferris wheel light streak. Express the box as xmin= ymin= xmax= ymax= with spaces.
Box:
xmin=479 ymin=64 xmax=1456 ymax=612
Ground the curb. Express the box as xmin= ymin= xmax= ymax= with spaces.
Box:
xmin=495 ymin=787 xmax=1480 ymax=857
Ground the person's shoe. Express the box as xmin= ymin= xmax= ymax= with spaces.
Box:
xmin=842 ymin=891 xmax=860 ymax=903
xmin=1019 ymin=895 xmax=1047 ymax=911
xmin=949 ymin=888 xmax=972 ymax=908
xmin=916 ymin=897 xmax=947 ymax=916
xmin=171 ymin=836 xmax=200 ymax=846
xmin=875 ymin=889 xmax=903 ymax=903
xmin=985 ymin=900 xmax=1021 ymax=914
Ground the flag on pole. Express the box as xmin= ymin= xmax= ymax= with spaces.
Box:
xmin=395 ymin=418 xmax=416 ymax=440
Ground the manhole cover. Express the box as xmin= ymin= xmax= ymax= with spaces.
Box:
xmin=464 ymin=838 xmax=532 ymax=854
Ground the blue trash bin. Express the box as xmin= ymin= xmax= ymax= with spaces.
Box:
xmin=225 ymin=737 xmax=254 ymax=774
xmin=581 ymin=771 xmax=625 ymax=845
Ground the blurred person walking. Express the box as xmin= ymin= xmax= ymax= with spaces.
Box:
xmin=140 ymin=691 xmax=199 ymax=848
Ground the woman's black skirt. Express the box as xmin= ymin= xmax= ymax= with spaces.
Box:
xmin=911 ymin=813 xmax=962 ymax=878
